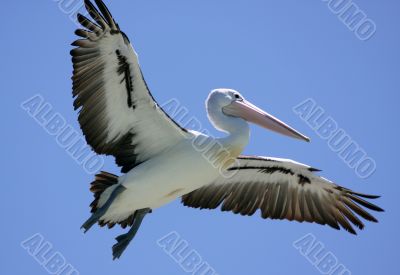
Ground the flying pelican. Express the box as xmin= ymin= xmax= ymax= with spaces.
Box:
xmin=71 ymin=0 xmax=383 ymax=260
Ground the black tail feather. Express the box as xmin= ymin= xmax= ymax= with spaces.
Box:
xmin=88 ymin=171 xmax=136 ymax=229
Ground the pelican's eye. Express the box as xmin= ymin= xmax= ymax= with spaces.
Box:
xmin=234 ymin=93 xmax=243 ymax=100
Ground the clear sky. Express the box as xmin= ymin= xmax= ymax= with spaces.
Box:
xmin=2 ymin=0 xmax=399 ymax=274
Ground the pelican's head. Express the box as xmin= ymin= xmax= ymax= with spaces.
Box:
xmin=206 ymin=89 xmax=310 ymax=142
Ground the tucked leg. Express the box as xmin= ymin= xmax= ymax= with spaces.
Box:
xmin=81 ymin=184 xmax=126 ymax=233
xmin=112 ymin=208 xmax=152 ymax=260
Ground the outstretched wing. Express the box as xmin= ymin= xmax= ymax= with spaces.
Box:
xmin=182 ymin=156 xmax=383 ymax=234
xmin=71 ymin=0 xmax=189 ymax=173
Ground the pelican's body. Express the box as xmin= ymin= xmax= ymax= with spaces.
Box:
xmin=100 ymin=130 xmax=246 ymax=223
xmin=72 ymin=0 xmax=383 ymax=260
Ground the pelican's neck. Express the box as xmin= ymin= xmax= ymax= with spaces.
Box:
xmin=219 ymin=119 xmax=250 ymax=150
xmin=207 ymin=106 xmax=250 ymax=155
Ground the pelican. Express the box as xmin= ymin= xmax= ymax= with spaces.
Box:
xmin=71 ymin=0 xmax=383 ymax=260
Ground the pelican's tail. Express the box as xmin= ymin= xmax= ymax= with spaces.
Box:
xmin=83 ymin=171 xmax=151 ymax=260
xmin=89 ymin=171 xmax=119 ymax=214
xmin=84 ymin=171 xmax=135 ymax=230
xmin=80 ymin=171 xmax=121 ymax=232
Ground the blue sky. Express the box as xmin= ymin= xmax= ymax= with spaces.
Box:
xmin=2 ymin=0 xmax=399 ymax=274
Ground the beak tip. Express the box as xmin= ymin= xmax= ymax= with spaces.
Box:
xmin=301 ymin=136 xmax=311 ymax=143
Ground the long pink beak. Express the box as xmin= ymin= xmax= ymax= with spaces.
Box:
xmin=222 ymin=100 xmax=310 ymax=142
